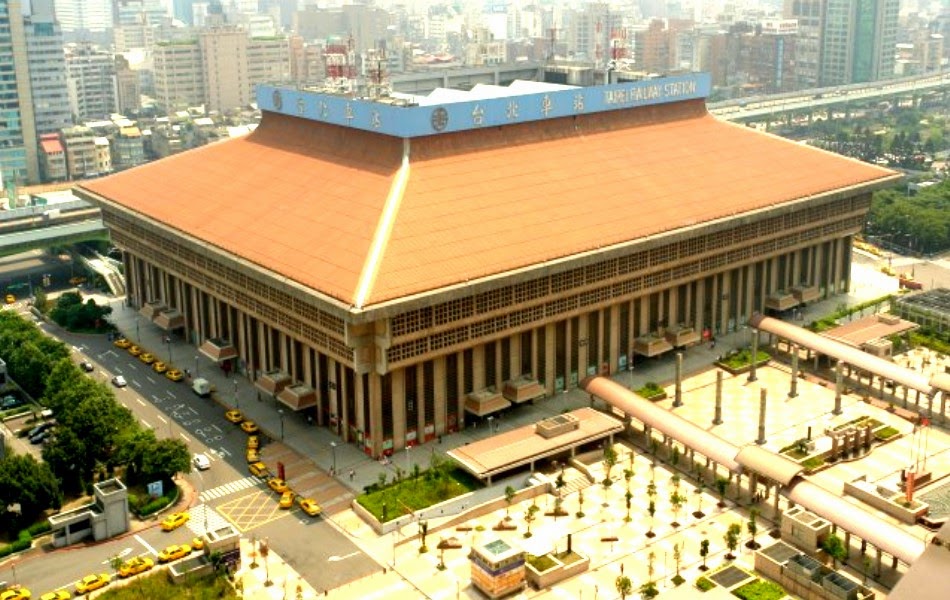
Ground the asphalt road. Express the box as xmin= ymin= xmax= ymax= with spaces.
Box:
xmin=1 ymin=300 xmax=379 ymax=595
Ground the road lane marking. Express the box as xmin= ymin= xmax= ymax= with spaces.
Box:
xmin=146 ymin=376 xmax=155 ymax=384
xmin=141 ymin=419 xmax=151 ymax=428
xmin=188 ymin=406 xmax=198 ymax=415
xmin=217 ymin=447 xmax=231 ymax=457
xmin=166 ymin=390 xmax=176 ymax=398
xmin=136 ymin=398 xmax=146 ymax=407
xmin=135 ymin=534 xmax=158 ymax=556
xmin=131 ymin=379 xmax=140 ymax=388
xmin=158 ymin=416 xmax=167 ymax=425
xmin=180 ymin=432 xmax=189 ymax=442
xmin=211 ymin=424 xmax=222 ymax=433
xmin=328 ymin=551 xmax=361 ymax=562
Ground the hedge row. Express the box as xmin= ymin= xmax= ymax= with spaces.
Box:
xmin=0 ymin=521 xmax=53 ymax=558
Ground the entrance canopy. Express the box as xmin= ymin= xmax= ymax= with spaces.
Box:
xmin=464 ymin=389 xmax=510 ymax=417
xmin=255 ymin=369 xmax=291 ymax=397
xmin=276 ymin=384 xmax=317 ymax=411
xmin=199 ymin=337 xmax=237 ymax=362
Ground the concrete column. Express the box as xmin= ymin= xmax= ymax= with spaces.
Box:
xmin=719 ymin=270 xmax=731 ymax=335
xmin=608 ymin=305 xmax=620 ymax=373
xmin=544 ymin=323 xmax=556 ymax=394
xmin=576 ymin=315 xmax=589 ymax=378
xmin=844 ymin=531 xmax=851 ymax=559
xmin=673 ymin=352 xmax=684 ymax=407
xmin=875 ymin=548 xmax=883 ymax=577
xmin=714 ymin=370 xmax=723 ymax=425
xmin=434 ymin=356 xmax=446 ymax=435
xmin=757 ymin=388 xmax=767 ymax=445
xmin=694 ymin=278 xmax=706 ymax=334
xmin=509 ymin=333 xmax=521 ymax=380
xmin=472 ymin=344 xmax=485 ymax=391
xmin=772 ymin=483 xmax=780 ymax=515
xmin=941 ymin=392 xmax=947 ymax=424
xmin=834 ymin=361 xmax=843 ymax=415
xmin=748 ymin=329 xmax=759 ymax=382
xmin=392 ymin=368 xmax=407 ymax=450
xmin=903 ymin=386 xmax=909 ymax=409
xmin=789 ymin=343 xmax=799 ymax=398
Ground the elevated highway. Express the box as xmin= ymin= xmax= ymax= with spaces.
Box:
xmin=709 ymin=71 xmax=950 ymax=121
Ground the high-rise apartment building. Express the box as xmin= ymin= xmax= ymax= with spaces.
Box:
xmin=200 ymin=27 xmax=290 ymax=112
xmin=153 ymin=39 xmax=205 ymax=111
xmin=820 ymin=0 xmax=898 ymax=85
xmin=25 ymin=0 xmax=71 ymax=137
xmin=54 ymin=0 xmax=112 ymax=43
xmin=173 ymin=0 xmax=195 ymax=25
xmin=65 ymin=42 xmax=117 ymax=121
xmin=0 ymin=0 xmax=39 ymax=186
xmin=783 ymin=0 xmax=823 ymax=88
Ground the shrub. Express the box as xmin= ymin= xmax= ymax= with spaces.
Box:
xmin=733 ymin=579 xmax=786 ymax=600
xmin=27 ymin=521 xmax=51 ymax=537
xmin=874 ymin=426 xmax=899 ymax=440
xmin=137 ymin=495 xmax=173 ymax=517
xmin=802 ymin=456 xmax=825 ymax=471
xmin=696 ymin=577 xmax=715 ymax=591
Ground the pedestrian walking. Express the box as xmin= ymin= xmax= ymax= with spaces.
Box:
xmin=349 ymin=469 xmax=355 ymax=481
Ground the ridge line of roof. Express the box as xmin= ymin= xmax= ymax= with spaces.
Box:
xmin=353 ymin=138 xmax=411 ymax=309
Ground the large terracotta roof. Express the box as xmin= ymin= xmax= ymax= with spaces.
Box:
xmin=81 ymin=99 xmax=896 ymax=309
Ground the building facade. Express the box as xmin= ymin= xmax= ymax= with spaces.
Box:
xmin=65 ymin=43 xmax=117 ymax=121
xmin=820 ymin=0 xmax=899 ymax=85
xmin=79 ymin=75 xmax=898 ymax=458
xmin=24 ymin=0 xmax=71 ymax=138
xmin=153 ymin=40 xmax=205 ymax=112
xmin=0 ymin=0 xmax=39 ymax=186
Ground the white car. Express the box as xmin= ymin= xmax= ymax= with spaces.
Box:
xmin=112 ymin=375 xmax=127 ymax=388
xmin=192 ymin=453 xmax=211 ymax=470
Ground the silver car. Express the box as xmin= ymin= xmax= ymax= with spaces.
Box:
xmin=192 ymin=453 xmax=211 ymax=470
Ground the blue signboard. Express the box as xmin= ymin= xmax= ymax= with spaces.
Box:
xmin=257 ymin=72 xmax=711 ymax=139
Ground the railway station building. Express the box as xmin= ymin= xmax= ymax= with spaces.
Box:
xmin=77 ymin=73 xmax=898 ymax=458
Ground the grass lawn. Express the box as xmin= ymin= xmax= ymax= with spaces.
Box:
xmin=636 ymin=382 xmax=666 ymax=399
xmin=357 ymin=467 xmax=481 ymax=522
xmin=732 ymin=579 xmax=786 ymax=600
xmin=718 ymin=349 xmax=771 ymax=370
xmin=97 ymin=571 xmax=238 ymax=599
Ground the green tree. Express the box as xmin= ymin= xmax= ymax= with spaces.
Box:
xmin=141 ymin=438 xmax=192 ymax=483
xmin=602 ymin=445 xmax=618 ymax=487
xmin=8 ymin=341 xmax=54 ymax=400
xmin=504 ymin=485 xmax=516 ymax=516
xmin=700 ymin=539 xmax=710 ymax=570
xmin=647 ymin=500 xmax=656 ymax=536
xmin=670 ymin=491 xmax=685 ymax=526
xmin=822 ymin=533 xmax=848 ymax=569
xmin=615 ymin=575 xmax=633 ymax=600
xmin=725 ymin=523 xmax=741 ymax=559
xmin=715 ymin=477 xmax=729 ymax=505
xmin=0 ymin=453 xmax=63 ymax=528
xmin=524 ymin=504 xmax=539 ymax=538
xmin=747 ymin=508 xmax=759 ymax=549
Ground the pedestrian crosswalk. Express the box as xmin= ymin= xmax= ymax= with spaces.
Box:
xmin=199 ymin=476 xmax=260 ymax=502
xmin=186 ymin=504 xmax=231 ymax=535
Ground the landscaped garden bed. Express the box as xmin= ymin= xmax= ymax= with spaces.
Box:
xmin=635 ymin=382 xmax=667 ymax=401
xmin=356 ymin=458 xmax=481 ymax=523
xmin=525 ymin=550 xmax=589 ymax=589
xmin=715 ymin=349 xmax=771 ymax=375
xmin=732 ymin=579 xmax=787 ymax=600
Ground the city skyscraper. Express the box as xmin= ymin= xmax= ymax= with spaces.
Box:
xmin=24 ymin=0 xmax=71 ymax=137
xmin=0 ymin=0 xmax=39 ymax=186
xmin=820 ymin=0 xmax=899 ymax=85
xmin=53 ymin=0 xmax=112 ymax=43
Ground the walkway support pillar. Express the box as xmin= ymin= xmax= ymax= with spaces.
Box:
xmin=875 ymin=548 xmax=883 ymax=577
xmin=714 ymin=370 xmax=723 ymax=425
xmin=757 ymin=388 xmax=767 ymax=445
xmin=673 ymin=352 xmax=684 ymax=407
xmin=834 ymin=361 xmax=843 ymax=415
xmin=789 ymin=344 xmax=799 ymax=398
xmin=748 ymin=328 xmax=759 ymax=383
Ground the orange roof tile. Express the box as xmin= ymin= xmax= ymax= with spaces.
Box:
xmin=81 ymin=102 xmax=897 ymax=309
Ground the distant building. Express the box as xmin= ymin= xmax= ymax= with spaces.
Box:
xmin=820 ymin=0 xmax=898 ymax=85
xmin=153 ymin=40 xmax=206 ymax=112
xmin=0 ymin=0 xmax=39 ymax=185
xmin=24 ymin=0 xmax=71 ymax=138
xmin=115 ymin=55 xmax=143 ymax=116
xmin=112 ymin=127 xmax=146 ymax=169
xmin=53 ymin=0 xmax=112 ymax=44
xmin=65 ymin=43 xmax=118 ymax=122
xmin=783 ymin=0 xmax=822 ymax=88
xmin=199 ymin=27 xmax=290 ymax=113
xmin=38 ymin=133 xmax=67 ymax=182
xmin=61 ymin=126 xmax=98 ymax=179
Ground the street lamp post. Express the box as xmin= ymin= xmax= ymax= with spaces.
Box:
xmin=233 ymin=378 xmax=239 ymax=410
xmin=135 ymin=317 xmax=140 ymax=343
xmin=194 ymin=355 xmax=200 ymax=377
xmin=165 ymin=335 xmax=173 ymax=363
xmin=330 ymin=441 xmax=338 ymax=475
xmin=405 ymin=445 xmax=411 ymax=473
xmin=278 ymin=409 xmax=284 ymax=440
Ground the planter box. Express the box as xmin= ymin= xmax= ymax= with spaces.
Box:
xmin=715 ymin=357 xmax=771 ymax=376
xmin=526 ymin=552 xmax=590 ymax=589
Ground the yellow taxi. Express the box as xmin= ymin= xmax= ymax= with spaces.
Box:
xmin=127 ymin=345 xmax=143 ymax=357
xmin=246 ymin=435 xmax=260 ymax=450
xmin=160 ymin=511 xmax=190 ymax=531
xmin=225 ymin=409 xmax=243 ymax=424
xmin=157 ymin=544 xmax=191 ymax=563
xmin=245 ymin=447 xmax=260 ymax=463
xmin=165 ymin=369 xmax=184 ymax=382
xmin=4 ymin=294 xmax=15 ymax=305
xmin=75 ymin=574 xmax=110 ymax=594
xmin=39 ymin=591 xmax=70 ymax=600
xmin=298 ymin=497 xmax=322 ymax=517
xmin=118 ymin=556 xmax=154 ymax=578
xmin=279 ymin=491 xmax=295 ymax=508
xmin=113 ymin=337 xmax=132 ymax=349
xmin=138 ymin=353 xmax=156 ymax=365
xmin=240 ymin=420 xmax=259 ymax=434
xmin=152 ymin=361 xmax=168 ymax=373
xmin=0 ymin=588 xmax=30 ymax=600
xmin=192 ymin=536 xmax=206 ymax=551
xmin=267 ymin=477 xmax=289 ymax=494
xmin=248 ymin=461 xmax=269 ymax=477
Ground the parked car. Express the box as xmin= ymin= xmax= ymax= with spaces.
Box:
xmin=279 ymin=491 xmax=295 ymax=509
xmin=74 ymin=573 xmax=110 ymax=594
xmin=267 ymin=478 xmax=289 ymax=494
xmin=0 ymin=587 xmax=31 ymax=600
xmin=113 ymin=338 xmax=132 ymax=349
xmin=29 ymin=429 xmax=52 ymax=445
xmin=157 ymin=544 xmax=191 ymax=563
xmin=1 ymin=395 xmax=18 ymax=409
xmin=39 ymin=590 xmax=70 ymax=600
xmin=152 ymin=361 xmax=168 ymax=374
xmin=111 ymin=375 xmax=127 ymax=388
xmin=165 ymin=369 xmax=184 ymax=382
xmin=225 ymin=409 xmax=243 ymax=424
xmin=248 ymin=462 xmax=269 ymax=478
xmin=118 ymin=556 xmax=154 ymax=578
xmin=127 ymin=345 xmax=142 ymax=357
xmin=138 ymin=353 xmax=156 ymax=365
xmin=79 ymin=361 xmax=94 ymax=372
xmin=240 ymin=420 xmax=259 ymax=434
